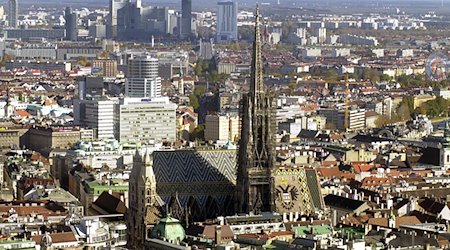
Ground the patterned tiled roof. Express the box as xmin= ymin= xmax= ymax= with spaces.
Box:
xmin=152 ymin=149 xmax=236 ymax=215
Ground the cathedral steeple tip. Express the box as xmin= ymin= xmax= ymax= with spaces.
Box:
xmin=250 ymin=4 xmax=264 ymax=97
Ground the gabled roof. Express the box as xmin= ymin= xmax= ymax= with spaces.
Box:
xmin=186 ymin=224 xmax=234 ymax=240
xmin=297 ymin=129 xmax=319 ymax=139
xmin=92 ymin=191 xmax=127 ymax=214
xmin=393 ymin=199 xmax=410 ymax=210
xmin=324 ymin=194 xmax=366 ymax=211
xmin=32 ymin=232 xmax=78 ymax=245
xmin=368 ymin=216 xmax=421 ymax=229
xmin=418 ymin=198 xmax=446 ymax=215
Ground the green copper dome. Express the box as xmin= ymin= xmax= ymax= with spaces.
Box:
xmin=150 ymin=214 xmax=186 ymax=243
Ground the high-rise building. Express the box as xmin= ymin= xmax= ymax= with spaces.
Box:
xmin=64 ymin=7 xmax=78 ymax=41
xmin=312 ymin=27 xmax=327 ymax=44
xmin=236 ymin=7 xmax=275 ymax=214
xmin=73 ymin=77 xmax=116 ymax=140
xmin=205 ymin=114 xmax=240 ymax=142
xmin=205 ymin=114 xmax=230 ymax=142
xmin=8 ymin=0 xmax=18 ymax=28
xmin=180 ymin=0 xmax=192 ymax=39
xmin=216 ymin=1 xmax=238 ymax=42
xmin=117 ymin=97 xmax=177 ymax=144
xmin=76 ymin=76 xmax=105 ymax=100
xmin=74 ymin=99 xmax=117 ymax=140
xmin=126 ymin=55 xmax=161 ymax=98
xmin=318 ymin=107 xmax=366 ymax=131
xmin=117 ymin=3 xmax=169 ymax=41
xmin=108 ymin=0 xmax=128 ymax=38
xmin=92 ymin=59 xmax=118 ymax=77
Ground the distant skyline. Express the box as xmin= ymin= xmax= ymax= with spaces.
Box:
xmin=1 ymin=0 xmax=450 ymax=14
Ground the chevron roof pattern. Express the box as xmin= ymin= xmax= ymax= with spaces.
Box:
xmin=152 ymin=149 xmax=237 ymax=212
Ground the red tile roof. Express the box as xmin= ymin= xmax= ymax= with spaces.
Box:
xmin=32 ymin=232 xmax=78 ymax=244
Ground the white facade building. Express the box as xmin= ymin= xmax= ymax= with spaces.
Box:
xmin=312 ymin=27 xmax=326 ymax=44
xmin=117 ymin=97 xmax=177 ymax=144
xmin=126 ymin=55 xmax=161 ymax=98
xmin=204 ymin=114 xmax=240 ymax=143
xmin=73 ymin=98 xmax=117 ymax=140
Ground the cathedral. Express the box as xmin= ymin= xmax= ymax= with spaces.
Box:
xmin=236 ymin=6 xmax=275 ymax=214
xmin=236 ymin=6 xmax=324 ymax=215
xmin=127 ymin=150 xmax=163 ymax=249
xmin=127 ymin=6 xmax=324 ymax=249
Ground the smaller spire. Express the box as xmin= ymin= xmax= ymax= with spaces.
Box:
xmin=143 ymin=149 xmax=152 ymax=166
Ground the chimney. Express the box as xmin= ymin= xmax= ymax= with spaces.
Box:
xmin=215 ymin=226 xmax=222 ymax=245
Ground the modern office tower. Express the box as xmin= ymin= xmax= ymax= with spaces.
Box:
xmin=216 ymin=1 xmax=238 ymax=42
xmin=236 ymin=7 xmax=275 ymax=214
xmin=74 ymin=98 xmax=117 ymax=140
xmin=108 ymin=0 xmax=128 ymax=38
xmin=73 ymin=77 xmax=116 ymax=140
xmin=64 ymin=7 xmax=78 ymax=41
xmin=117 ymin=2 xmax=170 ymax=41
xmin=76 ymin=77 xmax=105 ymax=101
xmin=117 ymin=97 xmax=177 ymax=144
xmin=126 ymin=55 xmax=161 ymax=98
xmin=8 ymin=0 xmax=19 ymax=28
xmin=8 ymin=0 xmax=18 ymax=28
xmin=180 ymin=0 xmax=192 ymax=39
xmin=312 ymin=27 xmax=327 ymax=44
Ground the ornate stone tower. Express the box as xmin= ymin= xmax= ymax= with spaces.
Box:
xmin=236 ymin=6 xmax=275 ymax=214
xmin=128 ymin=150 xmax=162 ymax=249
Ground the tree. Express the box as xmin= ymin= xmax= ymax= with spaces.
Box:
xmin=396 ymin=103 xmax=411 ymax=121
xmin=380 ymin=74 xmax=392 ymax=82
xmin=193 ymin=86 xmax=205 ymax=96
xmin=98 ymin=50 xmax=109 ymax=59
xmin=362 ymin=68 xmax=381 ymax=82
xmin=0 ymin=53 xmax=15 ymax=67
xmin=288 ymin=82 xmax=297 ymax=95
xmin=238 ymin=25 xmax=255 ymax=41
xmin=77 ymin=56 xmax=92 ymax=67
xmin=190 ymin=124 xmax=205 ymax=141
xmin=189 ymin=94 xmax=200 ymax=110
xmin=323 ymin=69 xmax=339 ymax=82
xmin=189 ymin=86 xmax=206 ymax=111
xmin=374 ymin=115 xmax=391 ymax=128
xmin=194 ymin=62 xmax=203 ymax=77
xmin=417 ymin=96 xmax=450 ymax=118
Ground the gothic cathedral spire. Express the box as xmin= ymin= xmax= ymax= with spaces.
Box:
xmin=250 ymin=5 xmax=264 ymax=99
xmin=236 ymin=5 xmax=275 ymax=214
